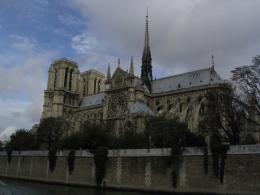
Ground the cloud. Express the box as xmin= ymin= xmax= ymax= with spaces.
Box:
xmin=72 ymin=33 xmax=98 ymax=54
xmin=53 ymin=28 xmax=71 ymax=38
xmin=0 ymin=126 xmax=16 ymax=141
xmin=71 ymin=31 xmax=118 ymax=73
xmin=58 ymin=13 xmax=86 ymax=26
xmin=9 ymin=35 xmax=37 ymax=55
xmin=71 ymin=0 xmax=260 ymax=78
xmin=0 ymin=35 xmax=56 ymax=140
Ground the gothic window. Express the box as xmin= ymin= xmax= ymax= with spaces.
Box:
xmin=64 ymin=67 xmax=69 ymax=88
xmin=83 ymin=79 xmax=86 ymax=96
xmin=94 ymin=78 xmax=97 ymax=94
xmin=98 ymin=79 xmax=101 ymax=93
xmin=69 ymin=69 xmax=73 ymax=91
xmin=54 ymin=69 xmax=57 ymax=88
xmin=86 ymin=80 xmax=88 ymax=95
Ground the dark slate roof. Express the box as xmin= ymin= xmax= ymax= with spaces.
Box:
xmin=80 ymin=93 xmax=105 ymax=107
xmin=151 ymin=67 xmax=224 ymax=94
xmin=128 ymin=101 xmax=154 ymax=115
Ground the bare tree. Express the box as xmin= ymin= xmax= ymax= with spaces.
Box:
xmin=231 ymin=55 xmax=260 ymax=113
xmin=199 ymin=90 xmax=241 ymax=145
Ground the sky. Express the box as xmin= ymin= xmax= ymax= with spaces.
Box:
xmin=0 ymin=0 xmax=260 ymax=140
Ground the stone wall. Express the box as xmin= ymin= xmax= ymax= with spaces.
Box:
xmin=0 ymin=145 xmax=260 ymax=194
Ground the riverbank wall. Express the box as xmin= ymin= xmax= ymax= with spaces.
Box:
xmin=0 ymin=145 xmax=260 ymax=194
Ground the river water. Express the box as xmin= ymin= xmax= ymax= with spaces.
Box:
xmin=0 ymin=178 xmax=147 ymax=195
xmin=0 ymin=178 xmax=222 ymax=195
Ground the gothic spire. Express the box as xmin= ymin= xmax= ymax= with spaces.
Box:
xmin=106 ymin=62 xmax=111 ymax=83
xmin=211 ymin=55 xmax=215 ymax=70
xmin=118 ymin=58 xmax=120 ymax=68
xmin=143 ymin=13 xmax=150 ymax=56
xmin=130 ymin=56 xmax=134 ymax=76
xmin=141 ymin=12 xmax=153 ymax=92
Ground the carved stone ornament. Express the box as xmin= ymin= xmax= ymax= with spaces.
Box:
xmin=108 ymin=92 xmax=128 ymax=117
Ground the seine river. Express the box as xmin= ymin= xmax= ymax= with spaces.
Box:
xmin=0 ymin=178 xmax=165 ymax=195
xmin=0 ymin=178 xmax=148 ymax=195
xmin=0 ymin=178 xmax=221 ymax=195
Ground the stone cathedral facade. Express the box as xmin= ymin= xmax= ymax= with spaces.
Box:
xmin=42 ymin=16 xmax=230 ymax=137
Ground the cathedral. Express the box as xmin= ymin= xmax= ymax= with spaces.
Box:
xmin=42 ymin=15 xmax=230 ymax=137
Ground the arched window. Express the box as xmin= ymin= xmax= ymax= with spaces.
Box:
xmin=98 ymin=79 xmax=101 ymax=92
xmin=86 ymin=80 xmax=88 ymax=95
xmin=83 ymin=79 xmax=86 ymax=96
xmin=94 ymin=78 xmax=97 ymax=94
xmin=64 ymin=67 xmax=69 ymax=88
xmin=54 ymin=69 xmax=57 ymax=88
xmin=69 ymin=69 xmax=73 ymax=90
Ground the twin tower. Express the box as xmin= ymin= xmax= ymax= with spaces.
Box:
xmin=42 ymin=15 xmax=153 ymax=119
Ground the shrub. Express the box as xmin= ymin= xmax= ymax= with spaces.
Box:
xmin=146 ymin=115 xmax=206 ymax=148
xmin=5 ymin=129 xmax=37 ymax=151
xmin=48 ymin=149 xmax=57 ymax=172
xmin=59 ymin=133 xmax=82 ymax=150
xmin=7 ymin=150 xmax=12 ymax=164
xmin=67 ymin=150 xmax=76 ymax=175
xmin=92 ymin=146 xmax=108 ymax=186
xmin=210 ymin=135 xmax=229 ymax=184
xmin=37 ymin=117 xmax=70 ymax=150
xmin=243 ymin=134 xmax=257 ymax=145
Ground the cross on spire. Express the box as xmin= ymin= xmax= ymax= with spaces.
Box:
xmin=211 ymin=55 xmax=215 ymax=69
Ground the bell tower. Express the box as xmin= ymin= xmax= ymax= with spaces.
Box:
xmin=42 ymin=58 xmax=80 ymax=119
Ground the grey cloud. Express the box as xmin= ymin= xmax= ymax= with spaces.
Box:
xmin=0 ymin=35 xmax=56 ymax=138
xmin=71 ymin=0 xmax=260 ymax=78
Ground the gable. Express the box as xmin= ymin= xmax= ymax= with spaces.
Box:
xmin=111 ymin=67 xmax=129 ymax=88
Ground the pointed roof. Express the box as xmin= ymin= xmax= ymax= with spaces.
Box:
xmin=118 ymin=58 xmax=121 ymax=68
xmin=141 ymin=13 xmax=153 ymax=92
xmin=128 ymin=101 xmax=154 ymax=115
xmin=142 ymin=13 xmax=151 ymax=59
xmin=106 ymin=63 xmax=111 ymax=83
xmin=129 ymin=56 xmax=134 ymax=76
